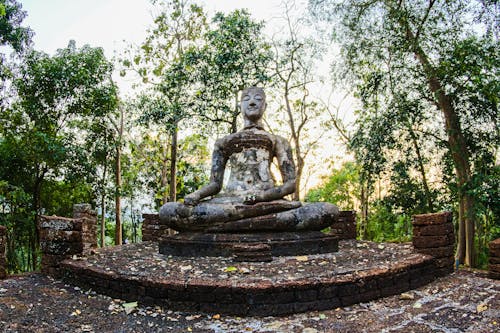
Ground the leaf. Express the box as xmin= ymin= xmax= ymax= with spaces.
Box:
xmin=295 ymin=255 xmax=309 ymax=261
xmin=319 ymin=313 xmax=327 ymax=320
xmin=413 ymin=302 xmax=422 ymax=309
xmin=399 ymin=293 xmax=414 ymax=300
xmin=122 ymin=301 xmax=138 ymax=314
xmin=477 ymin=303 xmax=488 ymax=313
xmin=224 ymin=266 xmax=238 ymax=272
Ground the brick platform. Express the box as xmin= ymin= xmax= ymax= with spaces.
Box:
xmin=60 ymin=240 xmax=438 ymax=316
xmin=0 ymin=225 xmax=6 ymax=279
xmin=489 ymin=238 xmax=500 ymax=280
xmin=39 ymin=204 xmax=97 ymax=278
xmin=412 ymin=212 xmax=455 ymax=276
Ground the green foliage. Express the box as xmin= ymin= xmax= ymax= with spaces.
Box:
xmin=0 ymin=41 xmax=118 ymax=271
xmin=366 ymin=201 xmax=412 ymax=243
xmin=306 ymin=161 xmax=360 ymax=210
xmin=192 ymin=9 xmax=273 ymax=133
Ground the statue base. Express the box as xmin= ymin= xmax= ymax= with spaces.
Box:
xmin=158 ymin=231 xmax=339 ymax=260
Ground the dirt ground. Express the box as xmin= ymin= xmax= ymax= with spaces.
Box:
xmin=0 ymin=269 xmax=498 ymax=333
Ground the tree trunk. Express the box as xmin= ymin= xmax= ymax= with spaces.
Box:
xmin=100 ymin=160 xmax=107 ymax=248
xmin=115 ymin=144 xmax=122 ymax=246
xmin=169 ymin=122 xmax=178 ymax=202
xmin=408 ymin=124 xmax=434 ymax=212
xmin=160 ymin=136 xmax=170 ymax=205
xmin=405 ymin=24 xmax=475 ymax=266
xmin=100 ymin=192 xmax=106 ymax=247
xmin=114 ymin=108 xmax=124 ymax=246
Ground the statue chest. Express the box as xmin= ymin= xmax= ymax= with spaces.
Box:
xmin=224 ymin=147 xmax=274 ymax=193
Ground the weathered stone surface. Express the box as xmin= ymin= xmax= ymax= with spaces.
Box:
xmin=329 ymin=210 xmax=356 ymax=240
xmin=412 ymin=235 xmax=455 ymax=248
xmin=142 ymin=213 xmax=173 ymax=242
xmin=38 ymin=204 xmax=97 ymax=277
xmin=39 ymin=216 xmax=76 ymax=231
xmin=412 ymin=212 xmax=452 ymax=226
xmin=159 ymin=231 xmax=339 ymax=258
xmin=411 ymin=212 xmax=455 ymax=279
xmin=413 ymin=223 xmax=454 ymax=237
xmin=159 ymin=87 xmax=340 ymax=233
xmin=415 ymin=245 xmax=454 ymax=258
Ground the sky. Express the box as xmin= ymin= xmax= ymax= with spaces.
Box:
xmin=19 ymin=0 xmax=303 ymax=94
xmin=20 ymin=0 xmax=295 ymax=58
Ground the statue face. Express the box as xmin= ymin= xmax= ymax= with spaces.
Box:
xmin=241 ymin=89 xmax=265 ymax=121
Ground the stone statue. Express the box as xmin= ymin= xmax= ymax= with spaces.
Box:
xmin=159 ymin=87 xmax=339 ymax=232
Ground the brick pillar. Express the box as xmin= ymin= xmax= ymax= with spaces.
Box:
xmin=73 ymin=204 xmax=97 ymax=254
xmin=488 ymin=238 xmax=500 ymax=280
xmin=329 ymin=211 xmax=357 ymax=240
xmin=0 ymin=225 xmax=6 ymax=279
xmin=142 ymin=213 xmax=173 ymax=242
xmin=38 ymin=204 xmax=97 ymax=278
xmin=412 ymin=212 xmax=455 ymax=276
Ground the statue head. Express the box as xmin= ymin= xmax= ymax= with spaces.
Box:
xmin=241 ymin=87 xmax=266 ymax=128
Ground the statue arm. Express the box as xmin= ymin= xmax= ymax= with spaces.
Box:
xmin=184 ymin=140 xmax=226 ymax=205
xmin=244 ymin=136 xmax=296 ymax=204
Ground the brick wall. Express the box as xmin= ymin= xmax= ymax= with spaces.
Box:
xmin=412 ymin=212 xmax=455 ymax=276
xmin=142 ymin=213 xmax=172 ymax=242
xmin=488 ymin=238 xmax=500 ymax=280
xmin=330 ymin=210 xmax=357 ymax=240
xmin=38 ymin=204 xmax=97 ymax=278
xmin=0 ymin=225 xmax=6 ymax=279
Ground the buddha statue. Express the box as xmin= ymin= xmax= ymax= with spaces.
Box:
xmin=159 ymin=87 xmax=339 ymax=233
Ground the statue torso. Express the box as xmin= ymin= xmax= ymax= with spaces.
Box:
xmin=219 ymin=129 xmax=276 ymax=196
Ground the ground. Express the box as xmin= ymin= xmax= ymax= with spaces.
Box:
xmin=0 ymin=269 xmax=498 ymax=332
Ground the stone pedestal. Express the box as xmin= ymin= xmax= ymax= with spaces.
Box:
xmin=159 ymin=231 xmax=339 ymax=259
xmin=0 ymin=225 xmax=6 ymax=279
xmin=488 ymin=238 xmax=500 ymax=280
xmin=142 ymin=213 xmax=173 ymax=242
xmin=38 ymin=204 xmax=97 ymax=278
xmin=412 ymin=212 xmax=455 ymax=276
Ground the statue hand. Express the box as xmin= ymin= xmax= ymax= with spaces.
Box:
xmin=184 ymin=193 xmax=200 ymax=206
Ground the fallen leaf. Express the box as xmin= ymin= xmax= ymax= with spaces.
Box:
xmin=400 ymin=293 xmax=414 ymax=300
xmin=212 ymin=314 xmax=221 ymax=320
xmin=319 ymin=313 xmax=327 ymax=320
xmin=224 ymin=266 xmax=238 ymax=273
xmin=295 ymin=255 xmax=309 ymax=261
xmin=477 ymin=303 xmax=488 ymax=313
xmin=122 ymin=301 xmax=138 ymax=314
xmin=413 ymin=302 xmax=422 ymax=309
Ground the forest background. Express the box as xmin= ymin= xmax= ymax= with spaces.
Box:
xmin=0 ymin=0 xmax=498 ymax=273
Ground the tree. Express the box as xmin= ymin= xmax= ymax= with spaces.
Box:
xmin=310 ymin=0 xmax=499 ymax=267
xmin=0 ymin=0 xmax=32 ymax=111
xmin=122 ymin=0 xmax=206 ymax=203
xmin=270 ymin=1 xmax=328 ymax=200
xmin=192 ymin=9 xmax=273 ymax=134
xmin=1 ymin=41 xmax=118 ymax=267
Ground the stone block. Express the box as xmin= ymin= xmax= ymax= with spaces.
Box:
xmin=413 ymin=223 xmax=454 ymax=237
xmin=38 ymin=216 xmax=75 ymax=231
xmin=415 ymin=246 xmax=454 ymax=258
xmin=489 ymin=263 xmax=500 ymax=273
xmin=39 ymin=229 xmax=81 ymax=243
xmin=40 ymin=240 xmax=83 ymax=255
xmin=413 ymin=234 xmax=454 ymax=248
xmin=412 ymin=212 xmax=452 ymax=226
